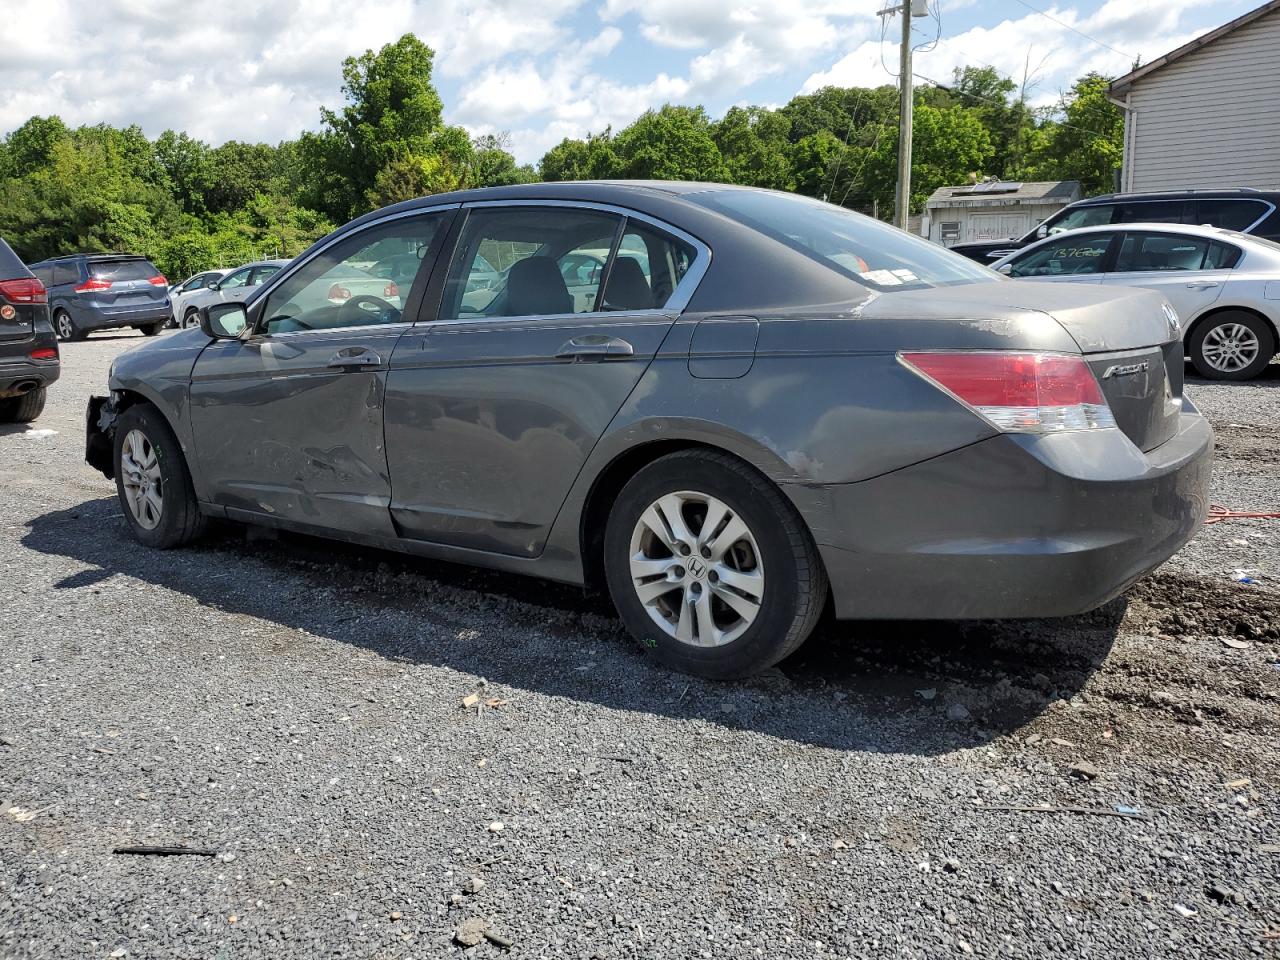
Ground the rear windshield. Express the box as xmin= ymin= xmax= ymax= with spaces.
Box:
xmin=89 ymin=259 xmax=160 ymax=282
xmin=693 ymin=189 xmax=996 ymax=292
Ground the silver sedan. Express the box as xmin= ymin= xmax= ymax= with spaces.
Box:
xmin=994 ymin=222 xmax=1280 ymax=379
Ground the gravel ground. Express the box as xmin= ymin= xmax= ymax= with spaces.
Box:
xmin=2 ymin=333 xmax=1278 ymax=960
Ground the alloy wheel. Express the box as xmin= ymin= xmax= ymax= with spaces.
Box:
xmin=183 ymin=311 xmax=199 ymax=329
xmin=120 ymin=428 xmax=163 ymax=530
xmin=1201 ymin=322 xmax=1260 ymax=373
xmin=56 ymin=313 xmax=74 ymax=340
xmin=628 ymin=490 xmax=764 ymax=647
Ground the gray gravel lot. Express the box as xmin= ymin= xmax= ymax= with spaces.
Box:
xmin=2 ymin=333 xmax=1279 ymax=959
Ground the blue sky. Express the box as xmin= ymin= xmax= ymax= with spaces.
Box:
xmin=0 ymin=0 xmax=1260 ymax=164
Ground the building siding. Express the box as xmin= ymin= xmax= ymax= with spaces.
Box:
xmin=1124 ymin=9 xmax=1280 ymax=191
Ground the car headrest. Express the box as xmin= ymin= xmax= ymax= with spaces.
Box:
xmin=506 ymin=256 xmax=572 ymax=316
xmin=604 ymin=256 xmax=653 ymax=310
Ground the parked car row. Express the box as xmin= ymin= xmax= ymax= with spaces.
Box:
xmin=992 ymin=222 xmax=1280 ymax=380
xmin=949 ymin=188 xmax=1280 ymax=264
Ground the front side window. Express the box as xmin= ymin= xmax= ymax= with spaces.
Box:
xmin=1113 ymin=200 xmax=1191 ymax=225
xmin=220 ymin=268 xmax=253 ymax=289
xmin=1114 ymin=232 xmax=1216 ymax=272
xmin=693 ymin=189 xmax=993 ymax=292
xmin=249 ymin=265 xmax=281 ymax=286
xmin=1046 ymin=205 xmax=1115 ymax=235
xmin=260 ymin=214 xmax=442 ymax=334
xmin=442 ymin=207 xmax=623 ymax=319
xmin=1008 ymin=234 xmax=1114 ymax=277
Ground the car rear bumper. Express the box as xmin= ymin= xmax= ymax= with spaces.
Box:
xmin=0 ymin=358 xmax=60 ymax=397
xmin=813 ymin=400 xmax=1214 ymax=619
xmin=76 ymin=303 xmax=171 ymax=329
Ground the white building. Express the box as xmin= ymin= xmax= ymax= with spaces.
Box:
xmin=1109 ymin=0 xmax=1280 ymax=192
xmin=920 ymin=180 xmax=1082 ymax=247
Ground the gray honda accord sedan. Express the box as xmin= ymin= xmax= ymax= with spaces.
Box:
xmin=86 ymin=182 xmax=1213 ymax=678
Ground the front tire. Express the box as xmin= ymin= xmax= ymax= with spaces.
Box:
xmin=113 ymin=404 xmax=206 ymax=548
xmin=182 ymin=309 xmax=201 ymax=330
xmin=0 ymin=387 xmax=46 ymax=423
xmin=1189 ymin=312 xmax=1275 ymax=380
xmin=603 ymin=449 xmax=828 ymax=679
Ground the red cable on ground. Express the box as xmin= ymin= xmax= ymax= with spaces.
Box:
xmin=1205 ymin=504 xmax=1280 ymax=525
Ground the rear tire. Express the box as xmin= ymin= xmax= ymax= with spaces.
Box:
xmin=182 ymin=309 xmax=201 ymax=330
xmin=139 ymin=321 xmax=164 ymax=337
xmin=603 ymin=449 xmax=828 ymax=679
xmin=0 ymin=387 xmax=46 ymax=423
xmin=112 ymin=403 xmax=206 ymax=548
xmin=54 ymin=310 xmax=84 ymax=342
xmin=1189 ymin=312 xmax=1275 ymax=380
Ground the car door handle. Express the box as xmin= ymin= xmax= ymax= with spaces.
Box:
xmin=328 ymin=347 xmax=382 ymax=369
xmin=1185 ymin=280 xmax=1220 ymax=289
xmin=555 ymin=336 xmax=634 ymax=361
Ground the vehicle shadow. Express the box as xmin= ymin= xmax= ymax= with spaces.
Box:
xmin=22 ymin=497 xmax=1125 ymax=755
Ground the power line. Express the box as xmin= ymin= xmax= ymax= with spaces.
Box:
xmin=1009 ymin=0 xmax=1134 ymax=61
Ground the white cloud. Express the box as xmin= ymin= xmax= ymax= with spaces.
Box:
xmin=801 ymin=0 xmax=1234 ymax=108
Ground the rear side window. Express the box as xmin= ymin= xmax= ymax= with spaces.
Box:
xmin=1195 ymin=199 xmax=1268 ymax=232
xmin=441 ymin=207 xmax=624 ymax=319
xmin=1115 ymin=232 xmax=1224 ymax=271
xmin=52 ymin=262 xmax=80 ymax=286
xmin=31 ymin=265 xmax=54 ymax=286
xmin=695 ymin=189 xmax=992 ymax=291
xmin=1204 ymin=241 xmax=1242 ymax=269
xmin=600 ymin=221 xmax=695 ymax=310
xmin=1008 ymin=234 xmax=1113 ymax=277
xmin=89 ymin=259 xmax=159 ymax=282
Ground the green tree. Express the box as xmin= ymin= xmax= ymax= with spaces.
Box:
xmin=539 ymin=132 xmax=621 ymax=181
xmin=611 ymin=105 xmax=728 ymax=182
xmin=3 ymin=116 xmax=70 ymax=177
xmin=712 ymin=107 xmax=794 ymax=190
xmin=155 ymin=130 xmax=213 ymax=215
xmin=1018 ymin=73 xmax=1124 ymax=194
xmin=298 ymin=34 xmax=472 ymax=220
xmin=864 ymin=102 xmax=995 ymax=214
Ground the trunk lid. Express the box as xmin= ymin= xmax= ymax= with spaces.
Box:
xmin=859 ymin=280 xmax=1183 ymax=451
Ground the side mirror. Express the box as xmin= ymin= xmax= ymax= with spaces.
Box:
xmin=206 ymin=281 xmax=221 ymax=291
xmin=996 ymin=263 xmax=1013 ymax=275
xmin=200 ymin=302 xmax=248 ymax=339
xmin=1035 ymin=224 xmax=1049 ymax=240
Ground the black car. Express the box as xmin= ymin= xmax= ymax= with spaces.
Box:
xmin=29 ymin=253 xmax=170 ymax=341
xmin=0 ymin=237 xmax=59 ymax=423
xmin=949 ymin=189 xmax=1280 ymax=264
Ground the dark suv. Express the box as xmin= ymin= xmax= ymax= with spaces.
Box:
xmin=29 ymin=253 xmax=170 ymax=341
xmin=0 ymin=237 xmax=58 ymax=423
xmin=950 ymin=189 xmax=1280 ymax=264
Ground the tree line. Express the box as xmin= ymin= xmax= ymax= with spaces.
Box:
xmin=0 ymin=33 xmax=1123 ymax=280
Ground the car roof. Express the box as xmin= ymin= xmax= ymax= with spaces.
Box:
xmin=1075 ymin=188 xmax=1280 ymax=205
xmin=1037 ymin=221 xmax=1246 ymax=239
xmin=37 ymin=252 xmax=151 ymax=263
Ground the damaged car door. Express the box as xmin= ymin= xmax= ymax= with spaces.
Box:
xmin=188 ymin=210 xmax=451 ymax=537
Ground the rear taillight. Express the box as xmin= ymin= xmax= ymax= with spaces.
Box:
xmin=899 ymin=351 xmax=1116 ymax=434
xmin=148 ymin=275 xmax=168 ymax=286
xmin=383 ymin=281 xmax=399 ymax=298
xmin=328 ymin=283 xmax=352 ymax=301
xmin=75 ymin=278 xmax=113 ymax=292
xmin=30 ymin=347 xmax=57 ymax=361
xmin=0 ymin=277 xmax=47 ymax=304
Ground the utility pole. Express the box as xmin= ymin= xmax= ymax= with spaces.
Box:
xmin=879 ymin=0 xmax=927 ymax=228
xmin=896 ymin=0 xmax=914 ymax=230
